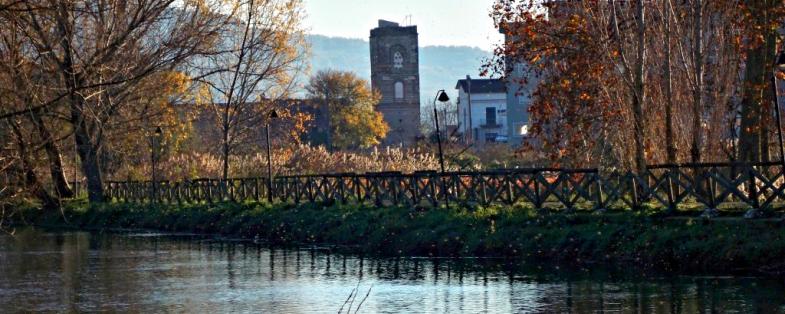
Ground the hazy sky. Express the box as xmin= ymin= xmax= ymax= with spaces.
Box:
xmin=303 ymin=0 xmax=502 ymax=50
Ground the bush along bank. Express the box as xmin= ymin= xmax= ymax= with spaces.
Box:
xmin=18 ymin=200 xmax=785 ymax=275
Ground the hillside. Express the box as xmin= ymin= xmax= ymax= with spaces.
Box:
xmin=306 ymin=34 xmax=494 ymax=101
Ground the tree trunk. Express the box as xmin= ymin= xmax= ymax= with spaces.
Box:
xmin=9 ymin=121 xmax=58 ymax=208
xmin=632 ymin=0 xmax=647 ymax=174
xmin=759 ymin=31 xmax=777 ymax=163
xmin=30 ymin=112 xmax=74 ymax=198
xmin=220 ymin=0 xmax=255 ymax=181
xmin=6 ymin=41 xmax=74 ymax=198
xmin=73 ymin=106 xmax=105 ymax=202
xmin=53 ymin=2 xmax=104 ymax=202
xmin=739 ymin=0 xmax=777 ymax=163
xmin=68 ymin=76 xmax=104 ymax=202
xmin=739 ymin=48 xmax=764 ymax=162
xmin=222 ymin=111 xmax=230 ymax=181
xmin=690 ymin=0 xmax=703 ymax=164
xmin=664 ymin=0 xmax=677 ymax=164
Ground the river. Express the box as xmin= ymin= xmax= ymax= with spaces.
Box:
xmin=0 ymin=229 xmax=783 ymax=313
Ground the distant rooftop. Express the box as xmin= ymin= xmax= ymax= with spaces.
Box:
xmin=370 ymin=19 xmax=417 ymax=37
xmin=378 ymin=20 xmax=399 ymax=28
xmin=455 ymin=78 xmax=506 ymax=94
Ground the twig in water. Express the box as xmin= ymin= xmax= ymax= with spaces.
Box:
xmin=353 ymin=284 xmax=373 ymax=314
xmin=337 ymin=281 xmax=360 ymax=314
xmin=344 ymin=280 xmax=362 ymax=313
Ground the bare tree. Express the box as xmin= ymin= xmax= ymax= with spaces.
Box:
xmin=690 ymin=0 xmax=704 ymax=163
xmin=421 ymin=100 xmax=458 ymax=139
xmin=4 ymin=0 xmax=226 ymax=202
xmin=739 ymin=0 xmax=779 ymax=163
xmin=662 ymin=0 xmax=677 ymax=164
xmin=607 ymin=0 xmax=648 ymax=173
xmin=194 ymin=0 xmax=306 ymax=180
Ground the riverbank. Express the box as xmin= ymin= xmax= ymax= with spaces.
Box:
xmin=13 ymin=201 xmax=785 ymax=275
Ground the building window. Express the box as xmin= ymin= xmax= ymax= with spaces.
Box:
xmin=485 ymin=107 xmax=496 ymax=126
xmin=394 ymin=82 xmax=404 ymax=99
xmin=393 ymin=51 xmax=404 ymax=69
xmin=485 ymin=132 xmax=498 ymax=143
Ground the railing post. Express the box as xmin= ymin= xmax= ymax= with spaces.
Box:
xmin=429 ymin=175 xmax=438 ymax=206
xmin=207 ymin=180 xmax=214 ymax=204
xmin=748 ymin=166 xmax=759 ymax=209
xmin=595 ymin=174 xmax=605 ymax=211
xmin=706 ymin=170 xmax=717 ymax=209
xmin=355 ymin=176 xmax=362 ymax=204
xmin=479 ymin=175 xmax=488 ymax=205
xmin=534 ymin=173 xmax=542 ymax=209
xmin=666 ymin=168 xmax=676 ymax=214
xmin=505 ymin=174 xmax=514 ymax=205
xmin=630 ymin=175 xmax=640 ymax=210
xmin=339 ymin=175 xmax=346 ymax=204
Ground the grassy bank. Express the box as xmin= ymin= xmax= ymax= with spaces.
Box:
xmin=14 ymin=200 xmax=785 ymax=275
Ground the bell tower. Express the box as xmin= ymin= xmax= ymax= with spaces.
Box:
xmin=370 ymin=20 xmax=421 ymax=146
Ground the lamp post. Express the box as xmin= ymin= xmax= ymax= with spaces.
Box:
xmin=773 ymin=51 xmax=785 ymax=170
xmin=433 ymin=90 xmax=450 ymax=174
xmin=266 ymin=109 xmax=278 ymax=203
xmin=434 ymin=90 xmax=450 ymax=206
xmin=151 ymin=126 xmax=162 ymax=203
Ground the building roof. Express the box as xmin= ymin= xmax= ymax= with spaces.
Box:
xmin=455 ymin=78 xmax=506 ymax=94
xmin=370 ymin=20 xmax=417 ymax=37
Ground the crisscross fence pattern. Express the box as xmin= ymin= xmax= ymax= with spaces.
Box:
xmin=105 ymin=162 xmax=785 ymax=212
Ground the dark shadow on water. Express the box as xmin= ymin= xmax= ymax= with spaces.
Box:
xmin=0 ymin=228 xmax=783 ymax=313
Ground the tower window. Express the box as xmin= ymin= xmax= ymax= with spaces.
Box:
xmin=394 ymin=82 xmax=404 ymax=99
xmin=393 ymin=51 xmax=404 ymax=69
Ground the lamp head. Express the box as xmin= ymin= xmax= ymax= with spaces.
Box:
xmin=154 ymin=126 xmax=162 ymax=136
xmin=437 ymin=90 xmax=450 ymax=102
xmin=269 ymin=109 xmax=279 ymax=119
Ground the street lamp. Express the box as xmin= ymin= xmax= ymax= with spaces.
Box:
xmin=266 ymin=109 xmax=278 ymax=203
xmin=433 ymin=90 xmax=450 ymax=206
xmin=433 ymin=90 xmax=450 ymax=174
xmin=773 ymin=51 xmax=785 ymax=169
xmin=151 ymin=126 xmax=162 ymax=203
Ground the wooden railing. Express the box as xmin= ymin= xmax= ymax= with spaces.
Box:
xmin=104 ymin=162 xmax=785 ymax=213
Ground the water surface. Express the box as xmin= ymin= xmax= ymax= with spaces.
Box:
xmin=0 ymin=229 xmax=783 ymax=313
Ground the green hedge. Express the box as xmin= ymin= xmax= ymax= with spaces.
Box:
xmin=19 ymin=200 xmax=785 ymax=274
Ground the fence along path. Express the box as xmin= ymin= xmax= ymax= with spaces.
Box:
xmin=105 ymin=162 xmax=785 ymax=212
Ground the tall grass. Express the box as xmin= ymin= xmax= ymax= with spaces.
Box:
xmin=109 ymin=145 xmax=443 ymax=181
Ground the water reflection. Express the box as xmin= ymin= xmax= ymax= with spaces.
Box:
xmin=0 ymin=229 xmax=783 ymax=313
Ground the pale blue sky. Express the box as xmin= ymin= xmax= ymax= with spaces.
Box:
xmin=303 ymin=0 xmax=502 ymax=50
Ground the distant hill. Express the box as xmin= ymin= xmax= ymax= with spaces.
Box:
xmin=306 ymin=34 xmax=494 ymax=102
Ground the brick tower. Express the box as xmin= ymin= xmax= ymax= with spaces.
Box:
xmin=370 ymin=20 xmax=421 ymax=146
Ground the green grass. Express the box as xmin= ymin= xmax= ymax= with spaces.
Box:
xmin=13 ymin=200 xmax=785 ymax=275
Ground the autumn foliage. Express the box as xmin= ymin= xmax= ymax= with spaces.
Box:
xmin=306 ymin=70 xmax=389 ymax=150
xmin=487 ymin=0 xmax=785 ymax=170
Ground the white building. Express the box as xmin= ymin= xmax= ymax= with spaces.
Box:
xmin=455 ymin=76 xmax=509 ymax=144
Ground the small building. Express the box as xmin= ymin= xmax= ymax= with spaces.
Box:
xmin=455 ymin=76 xmax=509 ymax=145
